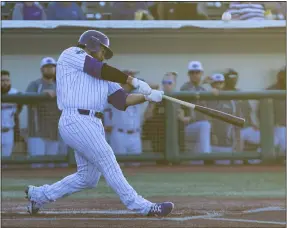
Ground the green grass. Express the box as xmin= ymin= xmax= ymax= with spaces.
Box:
xmin=2 ymin=172 xmax=285 ymax=199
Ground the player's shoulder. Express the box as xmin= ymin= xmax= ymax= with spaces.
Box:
xmin=63 ymin=47 xmax=85 ymax=55
xmin=58 ymin=47 xmax=87 ymax=63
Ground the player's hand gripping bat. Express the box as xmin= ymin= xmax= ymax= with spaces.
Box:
xmin=162 ymin=95 xmax=245 ymax=128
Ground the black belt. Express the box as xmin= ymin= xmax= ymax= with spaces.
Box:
xmin=118 ymin=128 xmax=139 ymax=134
xmin=78 ymin=109 xmax=103 ymax=119
xmin=2 ymin=128 xmax=11 ymax=133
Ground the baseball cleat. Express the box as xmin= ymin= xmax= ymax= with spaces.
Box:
xmin=25 ymin=185 xmax=40 ymax=215
xmin=147 ymin=202 xmax=174 ymax=217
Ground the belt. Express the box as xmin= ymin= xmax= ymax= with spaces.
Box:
xmin=118 ymin=128 xmax=140 ymax=134
xmin=77 ymin=109 xmax=103 ymax=119
xmin=2 ymin=128 xmax=11 ymax=133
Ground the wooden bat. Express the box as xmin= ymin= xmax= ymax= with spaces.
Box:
xmin=162 ymin=95 xmax=245 ymax=128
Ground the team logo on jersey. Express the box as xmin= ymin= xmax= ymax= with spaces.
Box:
xmin=76 ymin=50 xmax=85 ymax=55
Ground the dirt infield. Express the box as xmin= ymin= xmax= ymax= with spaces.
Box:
xmin=2 ymin=166 xmax=286 ymax=227
xmin=2 ymin=198 xmax=285 ymax=227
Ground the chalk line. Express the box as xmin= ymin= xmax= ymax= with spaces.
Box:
xmin=2 ymin=206 xmax=285 ymax=225
xmin=205 ymin=217 xmax=286 ymax=225
xmin=2 ymin=210 xmax=137 ymax=215
xmin=1 ymin=214 xmax=218 ymax=222
xmin=242 ymin=206 xmax=285 ymax=214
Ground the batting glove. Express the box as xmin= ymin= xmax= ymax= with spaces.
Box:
xmin=144 ymin=90 xmax=164 ymax=102
xmin=131 ymin=78 xmax=152 ymax=95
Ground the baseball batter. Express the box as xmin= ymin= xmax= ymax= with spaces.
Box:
xmin=25 ymin=30 xmax=174 ymax=217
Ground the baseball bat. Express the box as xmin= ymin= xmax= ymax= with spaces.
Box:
xmin=162 ymin=95 xmax=245 ymax=128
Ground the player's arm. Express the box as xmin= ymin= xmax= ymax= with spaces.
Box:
xmin=92 ymin=62 xmax=151 ymax=95
xmin=108 ymin=82 xmax=163 ymax=111
xmin=62 ymin=49 xmax=152 ymax=95
xmin=123 ymin=81 xmax=159 ymax=92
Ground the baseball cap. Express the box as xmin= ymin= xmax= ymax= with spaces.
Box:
xmin=211 ymin=73 xmax=225 ymax=83
xmin=41 ymin=57 xmax=57 ymax=68
xmin=188 ymin=61 xmax=203 ymax=72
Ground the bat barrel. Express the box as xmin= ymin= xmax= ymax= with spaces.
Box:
xmin=194 ymin=105 xmax=245 ymax=128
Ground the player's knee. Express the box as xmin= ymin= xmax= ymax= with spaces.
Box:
xmin=86 ymin=178 xmax=98 ymax=188
xmin=76 ymin=172 xmax=98 ymax=188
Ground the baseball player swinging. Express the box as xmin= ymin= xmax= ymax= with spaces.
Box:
xmin=25 ymin=30 xmax=174 ymax=217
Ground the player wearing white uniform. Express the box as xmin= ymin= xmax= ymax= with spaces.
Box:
xmin=103 ymin=103 xmax=113 ymax=144
xmin=240 ymin=69 xmax=286 ymax=153
xmin=110 ymin=70 xmax=145 ymax=156
xmin=180 ymin=61 xmax=211 ymax=154
xmin=1 ymin=70 xmax=19 ymax=157
xmin=110 ymin=103 xmax=143 ymax=155
xmin=25 ymin=30 xmax=174 ymax=217
xmin=26 ymin=57 xmax=61 ymax=168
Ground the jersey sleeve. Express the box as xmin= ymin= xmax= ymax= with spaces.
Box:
xmin=107 ymin=82 xmax=128 ymax=111
xmin=60 ymin=47 xmax=104 ymax=79
xmin=107 ymin=82 xmax=122 ymax=96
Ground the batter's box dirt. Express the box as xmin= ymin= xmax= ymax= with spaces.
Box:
xmin=2 ymin=205 xmax=286 ymax=228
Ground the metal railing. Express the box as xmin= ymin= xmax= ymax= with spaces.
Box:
xmin=1 ymin=91 xmax=285 ymax=165
xmin=165 ymin=91 xmax=285 ymax=164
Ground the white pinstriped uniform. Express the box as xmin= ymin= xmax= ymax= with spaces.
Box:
xmin=32 ymin=47 xmax=153 ymax=214
xmin=1 ymin=88 xmax=18 ymax=157
xmin=110 ymin=104 xmax=143 ymax=155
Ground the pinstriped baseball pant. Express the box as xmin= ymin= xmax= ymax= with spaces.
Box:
xmin=33 ymin=110 xmax=153 ymax=215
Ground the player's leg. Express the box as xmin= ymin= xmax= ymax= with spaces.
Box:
xmin=128 ymin=133 xmax=142 ymax=155
xmin=61 ymin=119 xmax=152 ymax=214
xmin=274 ymin=126 xmax=286 ymax=153
xmin=27 ymin=137 xmax=45 ymax=168
xmin=126 ymin=133 xmax=142 ymax=166
xmin=25 ymin=151 xmax=101 ymax=214
xmin=59 ymin=116 xmax=172 ymax=215
xmin=110 ymin=129 xmax=128 ymax=155
xmin=45 ymin=139 xmax=60 ymax=168
xmin=1 ymin=130 xmax=14 ymax=157
xmin=240 ymin=127 xmax=260 ymax=150
xmin=45 ymin=139 xmax=59 ymax=155
xmin=27 ymin=137 xmax=45 ymax=156
xmin=185 ymin=121 xmax=211 ymax=153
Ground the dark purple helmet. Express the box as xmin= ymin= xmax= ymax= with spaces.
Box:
xmin=78 ymin=30 xmax=113 ymax=60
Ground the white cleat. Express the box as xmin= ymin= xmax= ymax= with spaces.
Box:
xmin=25 ymin=185 xmax=40 ymax=215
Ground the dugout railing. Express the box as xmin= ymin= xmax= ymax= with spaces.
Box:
xmin=1 ymin=91 xmax=285 ymax=165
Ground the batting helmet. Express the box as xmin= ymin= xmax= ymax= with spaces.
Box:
xmin=78 ymin=30 xmax=113 ymax=60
